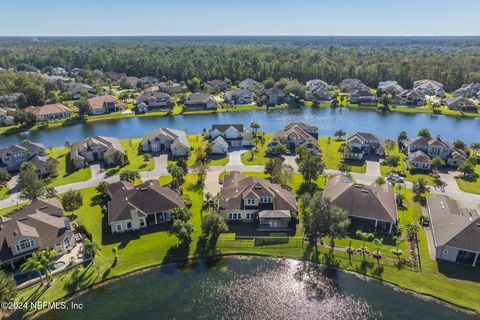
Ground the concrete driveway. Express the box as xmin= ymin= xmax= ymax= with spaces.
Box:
xmin=437 ymin=168 xmax=461 ymax=193
xmin=283 ymin=155 xmax=299 ymax=171
xmin=154 ymin=155 xmax=168 ymax=172
xmin=204 ymin=171 xmax=221 ymax=198
xmin=7 ymin=175 xmax=19 ymax=193
xmin=365 ymin=158 xmax=381 ymax=177
xmin=227 ymin=150 xmax=248 ymax=166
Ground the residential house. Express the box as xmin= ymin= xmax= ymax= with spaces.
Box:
xmin=70 ymin=136 xmax=126 ymax=169
xmin=0 ymin=141 xmax=46 ymax=172
xmin=25 ymin=103 xmax=72 ymax=121
xmin=51 ymin=67 xmax=67 ymax=76
xmin=426 ymin=195 xmax=480 ymax=266
xmin=206 ymin=124 xmax=253 ymax=149
xmin=0 ymin=93 xmax=22 ymax=107
xmin=218 ymin=171 xmax=297 ymax=230
xmin=407 ymin=136 xmax=467 ymax=169
xmin=225 ymin=88 xmax=254 ymax=105
xmin=139 ymin=76 xmax=159 ymax=88
xmin=0 ymin=198 xmax=75 ymax=270
xmin=454 ymin=83 xmax=480 ymax=99
xmin=66 ymin=82 xmax=96 ymax=99
xmin=0 ymin=107 xmax=15 ymax=126
xmin=238 ymin=78 xmax=258 ymax=91
xmin=105 ymin=71 xmax=127 ymax=84
xmin=141 ymin=128 xmax=191 ymax=157
xmin=268 ymin=123 xmax=320 ymax=154
xmin=107 ymin=180 xmax=184 ymax=234
xmin=344 ymin=132 xmax=385 ymax=160
xmin=258 ymin=87 xmax=291 ymax=104
xmin=184 ymin=93 xmax=218 ymax=110
xmin=68 ymin=68 xmax=83 ymax=77
xmin=205 ymin=79 xmax=228 ymax=93
xmin=394 ymin=90 xmax=425 ymax=107
xmin=413 ymin=79 xmax=445 ymax=97
xmin=29 ymin=155 xmax=49 ymax=175
xmin=210 ymin=136 xmax=229 ymax=154
xmin=305 ymin=79 xmax=332 ymax=101
xmin=377 ymin=81 xmax=404 ymax=94
xmin=340 ymin=79 xmax=370 ymax=92
xmin=444 ymin=96 xmax=478 ymax=113
xmin=408 ymin=150 xmax=432 ymax=170
xmin=118 ymin=76 xmax=140 ymax=89
xmin=158 ymin=82 xmax=188 ymax=94
xmin=136 ymin=92 xmax=173 ymax=112
xmin=350 ymin=90 xmax=378 ymax=105
xmin=87 ymin=94 xmax=126 ymax=115
xmin=323 ymin=175 xmax=398 ymax=234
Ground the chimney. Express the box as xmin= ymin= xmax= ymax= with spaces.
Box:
xmin=64 ymin=218 xmax=72 ymax=230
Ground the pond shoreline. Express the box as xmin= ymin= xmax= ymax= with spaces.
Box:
xmin=26 ymin=253 xmax=478 ymax=319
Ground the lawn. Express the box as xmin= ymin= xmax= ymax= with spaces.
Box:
xmin=0 ymin=186 xmax=9 ymax=200
xmin=105 ymin=138 xmax=155 ymax=176
xmin=319 ymin=137 xmax=366 ymax=173
xmin=45 ymin=147 xmax=92 ymax=188
xmin=455 ymin=165 xmax=480 ymax=194
xmin=241 ymin=133 xmax=273 ymax=165
xmin=168 ymin=134 xmax=229 ymax=167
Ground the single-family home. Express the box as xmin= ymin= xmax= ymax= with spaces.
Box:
xmin=158 ymin=82 xmax=188 ymax=94
xmin=70 ymin=136 xmax=126 ymax=169
xmin=454 ymin=83 xmax=480 ymax=99
xmin=218 ymin=171 xmax=297 ymax=230
xmin=141 ymin=128 xmax=191 ymax=157
xmin=349 ymin=90 xmax=378 ymax=105
xmin=68 ymin=68 xmax=83 ymax=77
xmin=205 ymin=79 xmax=228 ymax=93
xmin=426 ymin=195 xmax=480 ymax=266
xmin=206 ymin=124 xmax=253 ymax=149
xmin=394 ymin=90 xmax=425 ymax=107
xmin=377 ymin=81 xmax=404 ymax=94
xmin=25 ymin=103 xmax=72 ymax=121
xmin=136 ymin=92 xmax=173 ymax=112
xmin=0 ymin=198 xmax=75 ymax=270
xmin=66 ymin=82 xmax=97 ymax=99
xmin=138 ymin=76 xmax=159 ymax=88
xmin=0 ymin=93 xmax=22 ymax=107
xmin=323 ymin=175 xmax=397 ymax=234
xmin=87 ymin=94 xmax=126 ymax=115
xmin=344 ymin=132 xmax=385 ymax=160
xmin=51 ymin=67 xmax=67 ymax=76
xmin=408 ymin=150 xmax=432 ymax=170
xmin=0 ymin=107 xmax=15 ymax=126
xmin=107 ymin=180 xmax=184 ymax=234
xmin=238 ymin=78 xmax=259 ymax=91
xmin=0 ymin=141 xmax=46 ymax=172
xmin=444 ymin=96 xmax=478 ymax=113
xmin=413 ymin=79 xmax=445 ymax=97
xmin=407 ymin=136 xmax=467 ymax=169
xmin=210 ymin=136 xmax=229 ymax=154
xmin=105 ymin=71 xmax=127 ymax=84
xmin=29 ymin=155 xmax=49 ymax=176
xmin=184 ymin=93 xmax=218 ymax=110
xmin=225 ymin=89 xmax=253 ymax=105
xmin=268 ymin=123 xmax=320 ymax=154
xmin=258 ymin=87 xmax=291 ymax=104
xmin=339 ymin=79 xmax=370 ymax=92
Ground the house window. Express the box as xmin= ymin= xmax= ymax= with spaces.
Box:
xmin=116 ymin=223 xmax=123 ymax=232
xmin=15 ymin=238 xmax=35 ymax=252
xmin=164 ymin=212 xmax=171 ymax=221
xmin=126 ymin=221 xmax=132 ymax=229
xmin=63 ymin=236 xmax=70 ymax=248
xmin=260 ymin=197 xmax=272 ymax=203
xmin=246 ymin=213 xmax=254 ymax=220
xmin=140 ymin=219 xmax=146 ymax=228
xmin=246 ymin=198 xmax=256 ymax=205
xmin=228 ymin=213 xmax=242 ymax=220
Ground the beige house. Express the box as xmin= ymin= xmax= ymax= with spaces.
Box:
xmin=0 ymin=141 xmax=46 ymax=172
xmin=141 ymin=128 xmax=190 ymax=157
xmin=70 ymin=136 xmax=126 ymax=169
xmin=25 ymin=103 xmax=72 ymax=120
xmin=268 ymin=122 xmax=320 ymax=154
xmin=87 ymin=94 xmax=126 ymax=115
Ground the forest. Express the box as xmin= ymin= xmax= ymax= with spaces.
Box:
xmin=1 ymin=36 xmax=480 ymax=91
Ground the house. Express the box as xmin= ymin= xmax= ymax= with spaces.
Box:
xmin=413 ymin=79 xmax=445 ymax=97
xmin=136 ymin=92 xmax=173 ymax=112
xmin=158 ymin=82 xmax=188 ymax=94
xmin=66 ymin=82 xmax=96 ymax=99
xmin=138 ymin=76 xmax=159 ymax=88
xmin=268 ymin=123 xmax=320 ymax=154
xmin=394 ymin=90 xmax=425 ymax=107
xmin=141 ymin=128 xmax=190 ymax=157
xmin=238 ymin=78 xmax=258 ymax=91
xmin=344 ymin=132 xmax=385 ymax=160
xmin=0 ymin=198 xmax=74 ymax=270
xmin=407 ymin=136 xmax=467 ymax=169
xmin=87 ymin=94 xmax=126 ymax=115
xmin=408 ymin=150 xmax=432 ymax=170
xmin=210 ymin=136 xmax=229 ymax=154
xmin=205 ymin=79 xmax=228 ymax=93
xmin=184 ymin=93 xmax=218 ymax=110
xmin=30 ymin=155 xmax=49 ymax=175
xmin=444 ymin=96 xmax=478 ymax=113
xmin=0 ymin=93 xmax=22 ymax=107
xmin=323 ymin=175 xmax=397 ymax=234
xmin=258 ymin=87 xmax=291 ymax=104
xmin=306 ymin=79 xmax=330 ymax=90
xmin=25 ymin=103 xmax=72 ymax=120
xmin=68 ymin=68 xmax=83 ymax=77
xmin=454 ymin=83 xmax=480 ymax=99
xmin=225 ymin=89 xmax=254 ymax=105
xmin=206 ymin=124 xmax=253 ymax=148
xmin=349 ymin=90 xmax=378 ymax=105
xmin=107 ymin=180 xmax=184 ymax=234
xmin=426 ymin=195 xmax=480 ymax=266
xmin=0 ymin=107 xmax=15 ymax=126
xmin=340 ymin=79 xmax=370 ymax=92
xmin=0 ymin=141 xmax=46 ymax=172
xmin=218 ymin=171 xmax=297 ymax=230
xmin=377 ymin=81 xmax=404 ymax=94
xmin=105 ymin=71 xmax=127 ymax=83
xmin=51 ymin=67 xmax=67 ymax=76
xmin=70 ymin=136 xmax=126 ymax=169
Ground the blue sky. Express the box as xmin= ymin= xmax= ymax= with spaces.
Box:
xmin=1 ymin=0 xmax=479 ymax=36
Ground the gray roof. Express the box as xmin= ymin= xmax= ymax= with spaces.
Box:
xmin=258 ymin=210 xmax=291 ymax=219
xmin=0 ymin=141 xmax=45 ymax=158
xmin=409 ymin=150 xmax=431 ymax=163
xmin=445 ymin=96 xmax=478 ymax=109
xmin=186 ymin=93 xmax=215 ymax=104
xmin=141 ymin=128 xmax=190 ymax=149
xmin=323 ymin=174 xmax=397 ymax=223
xmin=274 ymin=123 xmax=320 ymax=150
xmin=346 ymin=132 xmax=382 ymax=145
xmin=70 ymin=136 xmax=125 ymax=163
xmin=238 ymin=78 xmax=258 ymax=89
xmin=409 ymin=136 xmax=450 ymax=149
xmin=211 ymin=124 xmax=244 ymax=132
xmin=427 ymin=195 xmax=480 ymax=252
xmin=212 ymin=136 xmax=229 ymax=147
xmin=107 ymin=180 xmax=184 ymax=224
xmin=136 ymin=91 xmax=172 ymax=101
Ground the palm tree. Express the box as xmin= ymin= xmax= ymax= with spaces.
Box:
xmin=39 ymin=249 xmax=57 ymax=285
xmin=250 ymin=122 xmax=260 ymax=135
xmin=356 ymin=230 xmax=374 ymax=257
xmin=431 ymin=156 xmax=445 ymax=174
xmin=390 ymin=236 xmax=405 ymax=262
xmin=21 ymin=252 xmax=45 ymax=285
xmin=374 ymin=176 xmax=386 ymax=186
xmin=84 ymin=238 xmax=100 ymax=262
xmin=372 ymin=238 xmax=383 ymax=259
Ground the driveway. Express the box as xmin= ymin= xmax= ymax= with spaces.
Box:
xmin=364 ymin=156 xmax=381 ymax=178
xmin=227 ymin=150 xmax=247 ymax=166
xmin=437 ymin=168 xmax=461 ymax=193
xmin=7 ymin=175 xmax=19 ymax=193
xmin=283 ymin=155 xmax=299 ymax=171
xmin=153 ymin=155 xmax=168 ymax=172
xmin=204 ymin=171 xmax=221 ymax=198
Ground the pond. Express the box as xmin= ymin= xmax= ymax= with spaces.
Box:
xmin=1 ymin=107 xmax=479 ymax=148
xmin=38 ymin=256 xmax=476 ymax=320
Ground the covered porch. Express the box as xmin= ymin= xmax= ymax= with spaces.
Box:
xmin=257 ymin=210 xmax=292 ymax=231
xmin=146 ymin=211 xmax=171 ymax=226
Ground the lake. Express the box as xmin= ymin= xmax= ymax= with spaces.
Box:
xmin=38 ymin=256 xmax=476 ymax=320
xmin=1 ymin=107 xmax=479 ymax=148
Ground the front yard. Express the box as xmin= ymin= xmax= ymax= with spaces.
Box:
xmin=455 ymin=164 xmax=480 ymax=195
xmin=45 ymin=147 xmax=92 ymax=188
xmin=318 ymin=137 xmax=366 ymax=173
xmin=105 ymin=138 xmax=155 ymax=176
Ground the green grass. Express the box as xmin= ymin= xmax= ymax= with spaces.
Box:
xmin=168 ymin=134 xmax=229 ymax=167
xmin=0 ymin=186 xmax=9 ymax=200
xmin=241 ymin=133 xmax=273 ymax=165
xmin=105 ymin=138 xmax=154 ymax=176
xmin=45 ymin=147 xmax=92 ymax=188
xmin=455 ymin=165 xmax=480 ymax=194
xmin=319 ymin=137 xmax=366 ymax=173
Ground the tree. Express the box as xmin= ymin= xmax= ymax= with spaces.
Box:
xmin=431 ymin=156 xmax=445 ymax=173
xmin=334 ymin=129 xmax=346 ymax=140
xmin=338 ymin=162 xmax=351 ymax=173
xmin=384 ymin=139 xmax=395 ymax=155
xmin=170 ymin=219 xmax=195 ymax=244
xmin=45 ymin=157 xmax=60 ymax=177
xmin=21 ymin=252 xmax=45 ymax=285
xmin=301 ymin=192 xmax=350 ymax=255
xmin=83 ymin=238 xmax=100 ymax=261
xmin=390 ymin=235 xmax=405 ymax=261
xmin=45 ymin=187 xmax=58 ymax=198
xmin=61 ymin=189 xmax=83 ymax=213
xmin=264 ymin=157 xmax=283 ymax=184
xmin=417 ymin=128 xmax=431 ymax=138
xmin=356 ymin=230 xmax=374 ymax=256
xmin=298 ymin=153 xmax=324 ymax=186
xmin=0 ymin=269 xmax=16 ymax=303
xmin=374 ymin=176 xmax=386 ymax=186
xmin=0 ymin=168 xmax=10 ymax=184
xmin=397 ymin=131 xmax=408 ymax=148
xmin=395 ymin=192 xmax=406 ymax=206
xmin=412 ymin=178 xmax=429 ymax=200
xmin=18 ymin=162 xmax=44 ymax=200
xmin=75 ymin=96 xmax=92 ymax=116
xmin=453 ymin=139 xmax=466 ymax=150
xmin=13 ymin=109 xmax=37 ymax=126
xmin=385 ymin=155 xmax=400 ymax=169
xmin=458 ymin=161 xmax=475 ymax=178
xmin=167 ymin=163 xmax=187 ymax=188
xmin=250 ymin=122 xmax=260 ymax=135
xmin=96 ymin=181 xmax=110 ymax=198
xmin=202 ymin=211 xmax=228 ymax=239
xmin=372 ymin=238 xmax=384 ymax=258
xmin=119 ymin=169 xmax=140 ymax=183
xmin=195 ymin=159 xmax=207 ymax=184
xmin=406 ymin=222 xmax=419 ymax=243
